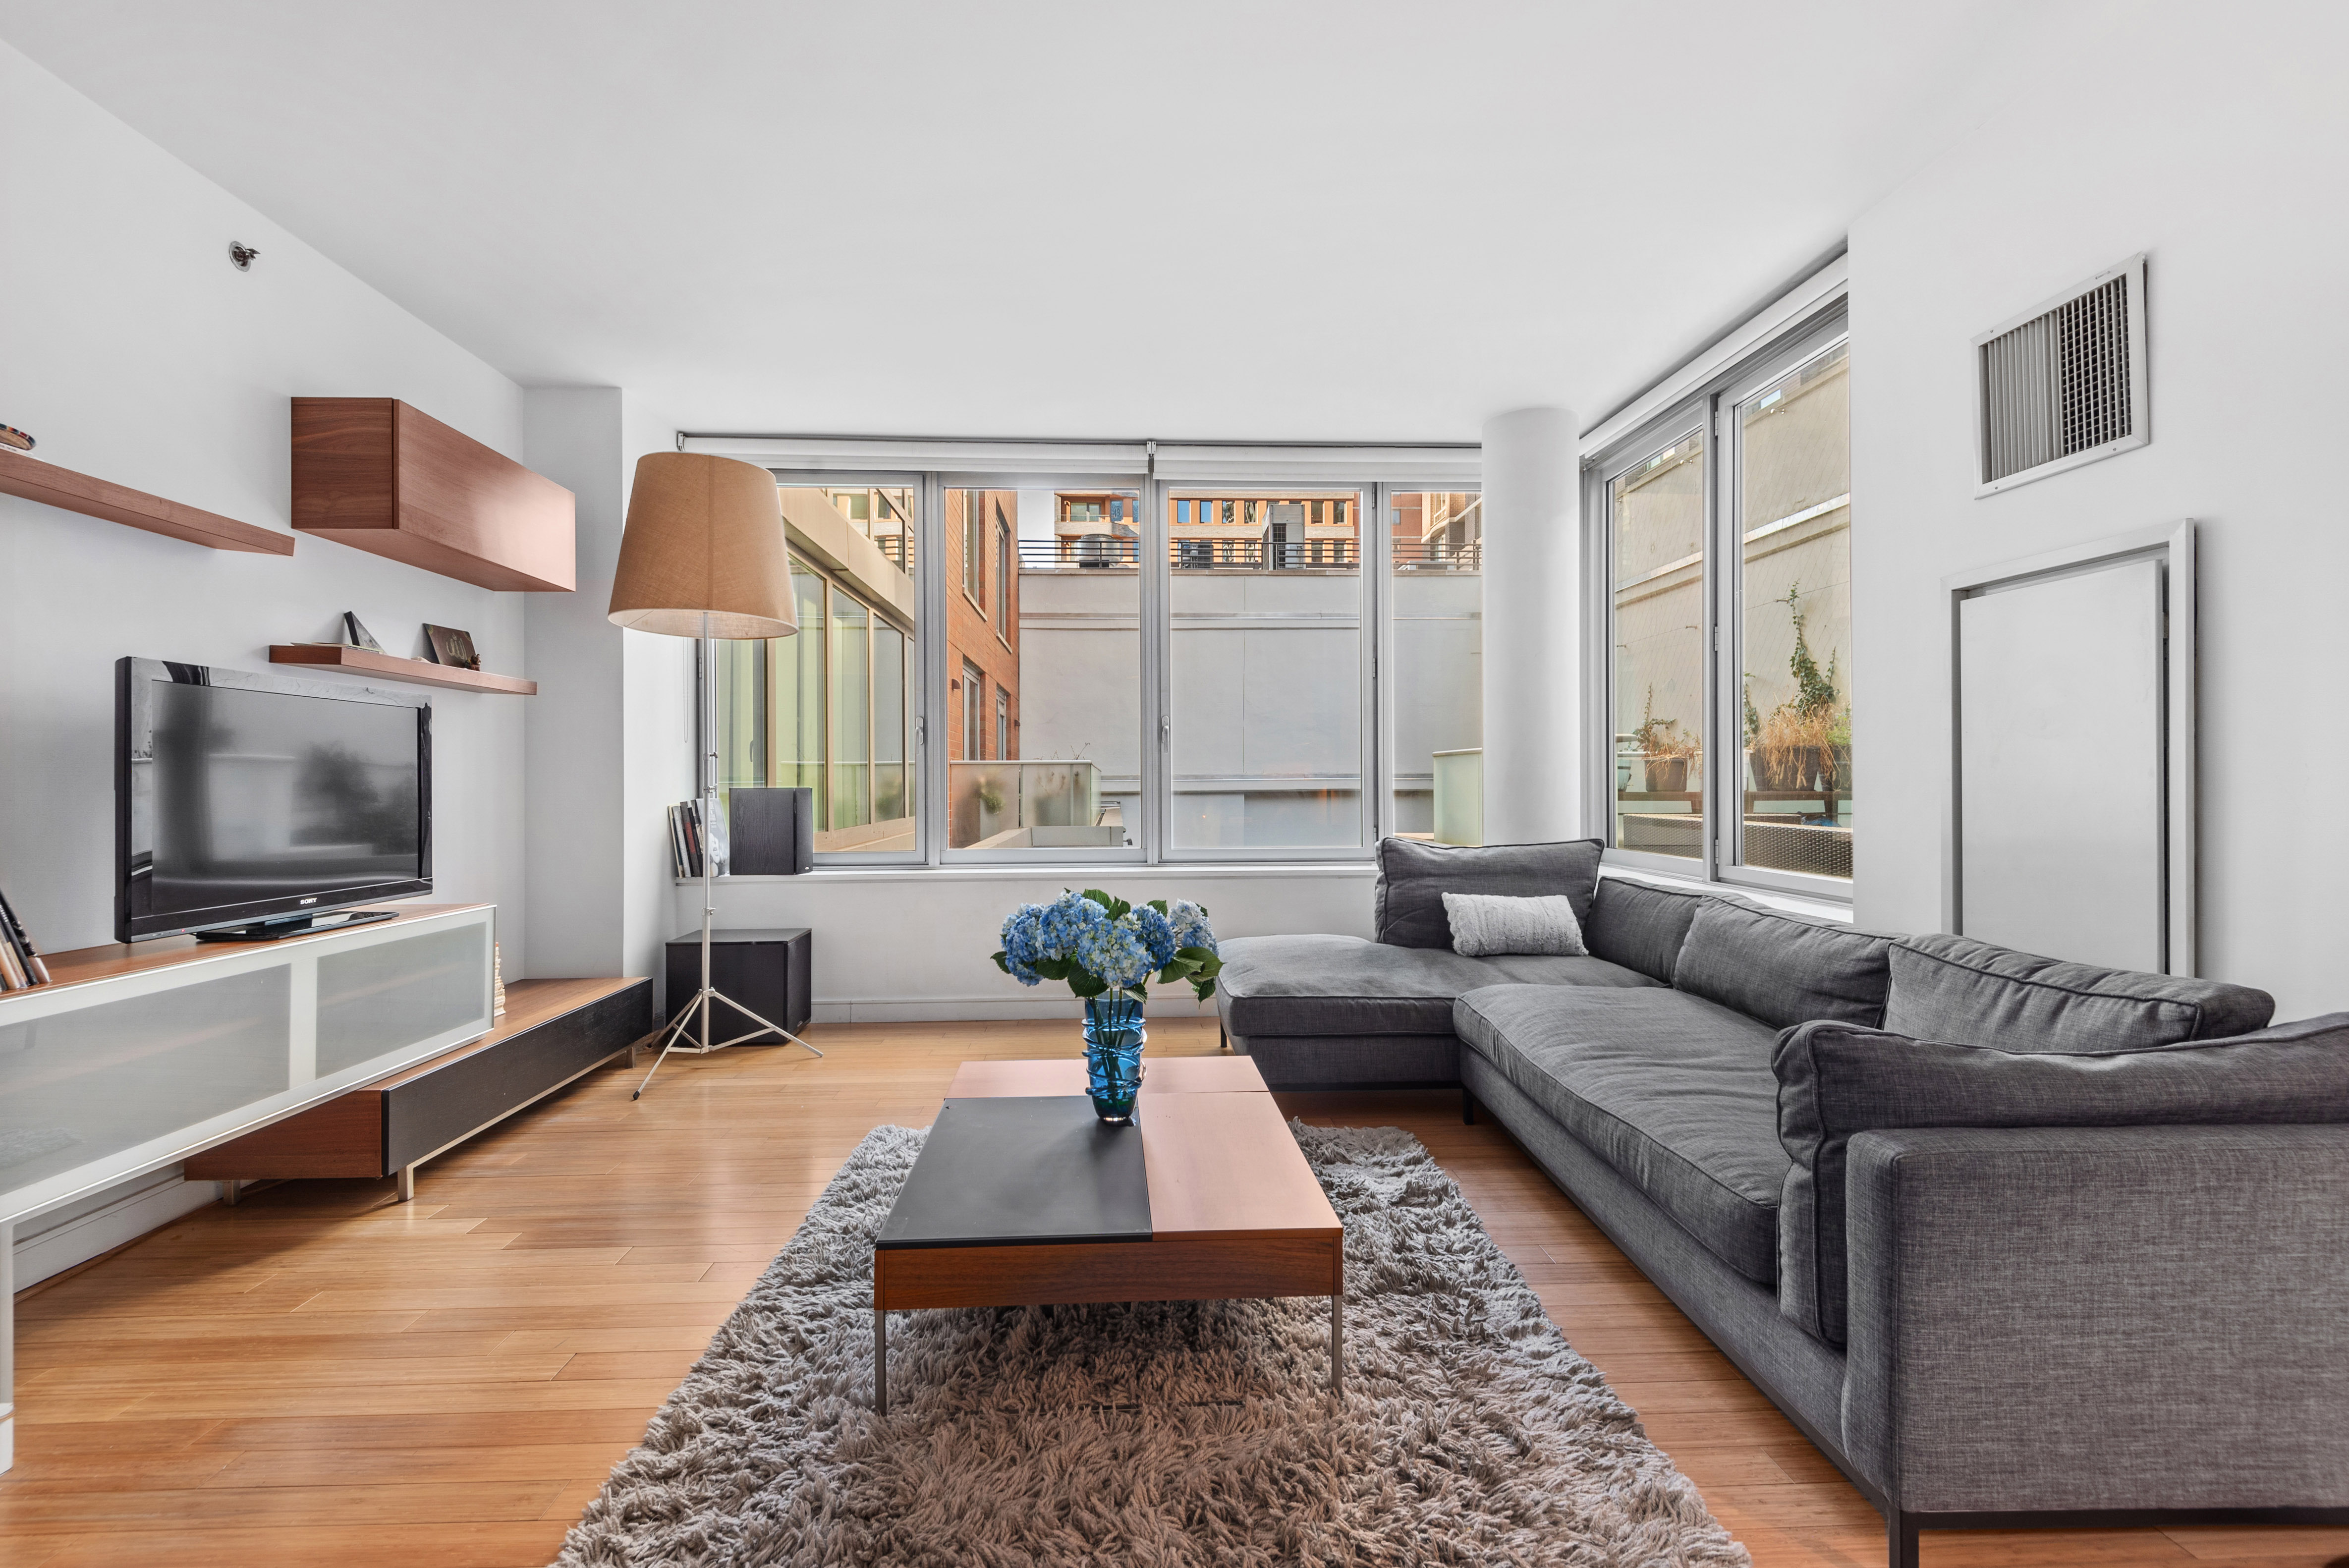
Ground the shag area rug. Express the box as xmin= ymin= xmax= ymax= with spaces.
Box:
xmin=555 ymin=1122 xmax=1749 ymax=1567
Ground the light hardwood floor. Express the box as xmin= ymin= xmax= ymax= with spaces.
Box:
xmin=4 ymin=1019 xmax=2342 ymax=1568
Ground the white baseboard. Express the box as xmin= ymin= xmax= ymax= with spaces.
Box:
xmin=12 ymin=1168 xmax=222 ymax=1289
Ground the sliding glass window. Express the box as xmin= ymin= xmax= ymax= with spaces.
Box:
xmin=699 ymin=449 xmax=1478 ymax=870
xmin=714 ymin=479 xmax=920 ymax=859
xmin=945 ymin=480 xmax=1143 ymax=856
xmin=1730 ymin=341 xmax=1852 ymax=882
xmin=1166 ymin=487 xmax=1368 ymax=853
xmin=1387 ymin=491 xmax=1483 ymax=845
xmin=1591 ymin=310 xmax=1852 ymax=894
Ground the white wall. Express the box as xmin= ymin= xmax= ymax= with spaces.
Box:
xmin=1847 ymin=6 xmax=2349 ymax=1019
xmin=0 ymin=39 xmax=530 ymax=1281
xmin=523 ymin=389 xmax=628 ymax=978
xmin=689 ymin=866 xmax=1378 ymax=1023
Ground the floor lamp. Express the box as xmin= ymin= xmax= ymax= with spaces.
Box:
xmin=609 ymin=452 xmax=823 ymax=1099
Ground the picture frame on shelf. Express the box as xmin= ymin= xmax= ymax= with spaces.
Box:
xmin=422 ymin=623 xmax=481 ymax=670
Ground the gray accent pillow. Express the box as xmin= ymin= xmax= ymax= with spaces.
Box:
xmin=1584 ymin=877 xmax=1726 ymax=984
xmin=1372 ymin=837 xmax=1603 ymax=951
xmin=1442 ymin=893 xmax=1587 ymax=957
xmin=1774 ymin=1012 xmax=2349 ymax=1346
xmin=1886 ymin=932 xmax=2275 ymax=1050
xmin=1673 ymin=899 xmax=1894 ymax=1030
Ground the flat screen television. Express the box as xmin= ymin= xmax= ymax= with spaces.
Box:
xmin=116 ymin=658 xmax=433 ymax=942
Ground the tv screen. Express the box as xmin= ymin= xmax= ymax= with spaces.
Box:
xmin=117 ymin=659 xmax=432 ymax=941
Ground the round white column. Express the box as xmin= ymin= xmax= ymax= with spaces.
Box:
xmin=1480 ymin=406 xmax=1583 ymax=845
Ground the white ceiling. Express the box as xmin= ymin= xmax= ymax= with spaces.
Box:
xmin=0 ymin=1 xmax=2079 ymax=443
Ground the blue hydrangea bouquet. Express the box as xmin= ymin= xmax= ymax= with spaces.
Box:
xmin=994 ymin=890 xmax=1222 ymax=1121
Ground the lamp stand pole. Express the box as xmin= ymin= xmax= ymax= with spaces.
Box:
xmin=634 ymin=619 xmax=822 ymax=1100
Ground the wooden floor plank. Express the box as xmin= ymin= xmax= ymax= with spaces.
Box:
xmin=3 ymin=1018 xmax=2325 ymax=1568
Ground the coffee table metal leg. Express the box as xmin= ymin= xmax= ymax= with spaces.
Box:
xmin=874 ymin=1309 xmax=887 ymax=1415
xmin=1330 ymin=1290 xmax=1343 ymax=1398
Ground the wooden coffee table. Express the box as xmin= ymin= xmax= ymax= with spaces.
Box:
xmin=871 ymin=1055 xmax=1343 ymax=1412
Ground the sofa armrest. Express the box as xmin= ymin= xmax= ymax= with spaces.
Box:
xmin=1842 ymin=1123 xmax=2349 ymax=1513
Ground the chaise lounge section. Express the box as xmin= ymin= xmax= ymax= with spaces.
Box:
xmin=1215 ymin=838 xmax=2349 ymax=1568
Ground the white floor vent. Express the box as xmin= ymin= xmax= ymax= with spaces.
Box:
xmin=1974 ymin=254 xmax=2148 ymax=495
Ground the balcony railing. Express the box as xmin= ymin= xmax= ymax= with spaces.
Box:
xmin=948 ymin=759 xmax=1123 ymax=850
xmin=1014 ymin=537 xmax=1482 ymax=571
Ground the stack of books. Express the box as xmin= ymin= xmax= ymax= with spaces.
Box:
xmin=667 ymin=800 xmax=727 ymax=879
xmin=0 ymin=884 xmax=54 ymax=991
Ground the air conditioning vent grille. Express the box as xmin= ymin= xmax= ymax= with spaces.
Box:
xmin=1977 ymin=257 xmax=2146 ymax=492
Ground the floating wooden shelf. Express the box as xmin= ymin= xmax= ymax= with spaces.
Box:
xmin=292 ymin=397 xmax=575 ymax=591
xmin=269 ymin=643 xmax=537 ymax=695
xmin=0 ymin=446 xmax=294 ymax=555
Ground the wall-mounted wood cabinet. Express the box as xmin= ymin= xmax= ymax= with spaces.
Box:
xmin=292 ymin=397 xmax=575 ymax=591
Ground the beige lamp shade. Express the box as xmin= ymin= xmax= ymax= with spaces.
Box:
xmin=607 ymin=452 xmax=798 ymax=639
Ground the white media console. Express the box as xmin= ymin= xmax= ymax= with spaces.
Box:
xmin=0 ymin=902 xmax=497 ymax=1474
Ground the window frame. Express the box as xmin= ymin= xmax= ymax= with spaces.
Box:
xmin=1583 ymin=302 xmax=1853 ymax=901
xmin=696 ymin=445 xmax=1478 ymax=874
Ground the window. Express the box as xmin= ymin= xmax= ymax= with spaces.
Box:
xmin=708 ymin=456 xmax=1476 ymax=867
xmin=962 ymin=491 xmax=986 ymax=608
xmin=1389 ymin=491 xmax=1483 ymax=845
xmin=961 ymin=660 xmax=985 ymax=761
xmin=1734 ymin=342 xmax=1851 ymax=881
xmin=715 ymin=483 xmax=919 ymax=856
xmin=1608 ymin=429 xmax=1707 ymax=863
xmin=993 ymin=513 xmax=1011 ymax=635
xmin=947 ymin=484 xmax=1141 ymax=853
xmin=1591 ymin=310 xmax=1851 ymax=892
xmin=1168 ymin=487 xmax=1368 ymax=850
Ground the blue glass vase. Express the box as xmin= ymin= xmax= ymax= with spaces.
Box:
xmin=1082 ymin=994 xmax=1147 ymax=1123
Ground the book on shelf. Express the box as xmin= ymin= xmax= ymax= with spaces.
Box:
xmin=670 ymin=801 xmax=712 ymax=879
xmin=0 ymin=882 xmax=51 ymax=989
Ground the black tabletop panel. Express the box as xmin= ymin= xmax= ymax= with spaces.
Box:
xmin=877 ymin=1097 xmax=1151 ymax=1249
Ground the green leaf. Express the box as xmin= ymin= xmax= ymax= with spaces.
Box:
xmin=1033 ymin=955 xmax=1074 ymax=981
xmin=1146 ymin=899 xmax=1170 ymax=915
xmin=1067 ymin=971 xmax=1108 ymax=999
xmin=992 ymin=952 xmax=1011 ymax=973
xmin=1191 ymin=976 xmax=1218 ymax=1002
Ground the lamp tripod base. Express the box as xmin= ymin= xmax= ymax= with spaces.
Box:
xmin=633 ymin=986 xmax=822 ymax=1100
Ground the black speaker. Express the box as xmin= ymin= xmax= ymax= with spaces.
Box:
xmin=665 ymin=928 xmax=812 ymax=1040
xmin=729 ymin=786 xmax=814 ymax=875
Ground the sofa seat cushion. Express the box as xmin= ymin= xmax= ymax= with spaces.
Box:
xmin=1454 ymin=985 xmax=1789 ymax=1284
xmin=1774 ymin=1012 xmax=2349 ymax=1347
xmin=1217 ymin=934 xmax=1658 ymax=1039
xmin=1884 ymin=931 xmax=2275 ymax=1050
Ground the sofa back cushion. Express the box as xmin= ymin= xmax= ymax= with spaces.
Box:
xmin=1373 ymin=837 xmax=1603 ymax=951
xmin=1885 ymin=932 xmax=2274 ymax=1049
xmin=1774 ymin=1012 xmax=2349 ymax=1345
xmin=1584 ymin=877 xmax=1716 ymax=984
xmin=1672 ymin=900 xmax=1894 ymax=1030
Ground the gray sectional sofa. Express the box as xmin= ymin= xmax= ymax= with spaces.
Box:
xmin=1215 ymin=838 xmax=2349 ymax=1568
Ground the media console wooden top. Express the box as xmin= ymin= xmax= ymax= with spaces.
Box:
xmin=10 ymin=903 xmax=491 ymax=999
